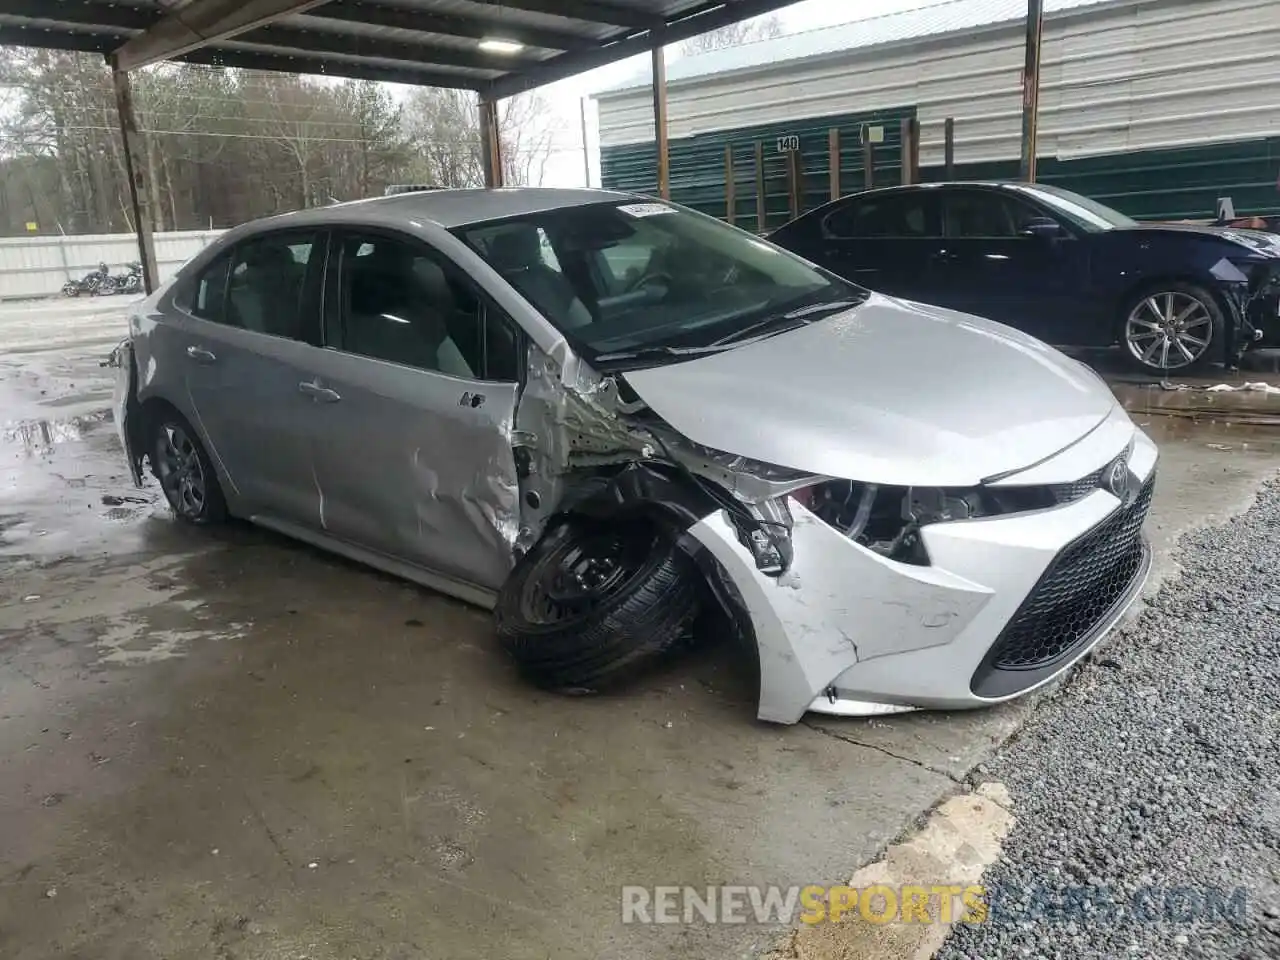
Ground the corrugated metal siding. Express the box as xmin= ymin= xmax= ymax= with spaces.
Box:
xmin=601 ymin=108 xmax=915 ymax=231
xmin=596 ymin=0 xmax=1280 ymax=189
xmin=598 ymin=0 xmax=1122 ymax=94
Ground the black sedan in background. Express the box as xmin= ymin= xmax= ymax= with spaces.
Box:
xmin=768 ymin=182 xmax=1280 ymax=374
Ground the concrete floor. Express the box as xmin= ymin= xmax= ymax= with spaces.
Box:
xmin=2 ymin=298 xmax=1279 ymax=960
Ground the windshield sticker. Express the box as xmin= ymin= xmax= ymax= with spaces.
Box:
xmin=618 ymin=202 xmax=675 ymax=218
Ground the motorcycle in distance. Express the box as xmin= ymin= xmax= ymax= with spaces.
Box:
xmin=61 ymin=262 xmax=114 ymax=297
xmin=112 ymin=261 xmax=143 ymax=295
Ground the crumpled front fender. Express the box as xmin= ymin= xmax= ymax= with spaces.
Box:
xmin=106 ymin=338 xmax=145 ymax=486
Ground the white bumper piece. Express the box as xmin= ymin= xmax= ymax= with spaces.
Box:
xmin=687 ymin=413 xmax=1158 ymax=725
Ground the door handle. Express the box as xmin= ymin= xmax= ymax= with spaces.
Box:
xmin=186 ymin=345 xmax=216 ymax=363
xmin=298 ymin=380 xmax=341 ymax=403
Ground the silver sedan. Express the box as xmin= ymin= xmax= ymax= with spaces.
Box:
xmin=110 ymin=188 xmax=1156 ymax=724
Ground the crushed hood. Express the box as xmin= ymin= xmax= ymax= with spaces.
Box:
xmin=622 ymin=295 xmax=1117 ymax=487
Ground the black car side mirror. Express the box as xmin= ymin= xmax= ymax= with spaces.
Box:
xmin=1019 ymin=217 xmax=1065 ymax=239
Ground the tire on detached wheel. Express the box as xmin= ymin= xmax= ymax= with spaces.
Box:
xmin=1120 ymin=281 xmax=1223 ymax=375
xmin=494 ymin=517 xmax=702 ymax=693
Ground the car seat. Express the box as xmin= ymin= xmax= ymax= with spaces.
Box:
xmin=487 ymin=227 xmax=593 ymax=330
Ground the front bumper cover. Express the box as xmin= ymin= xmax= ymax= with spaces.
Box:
xmin=686 ymin=415 xmax=1158 ymax=724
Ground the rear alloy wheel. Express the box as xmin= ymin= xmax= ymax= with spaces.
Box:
xmin=494 ymin=518 xmax=702 ymax=693
xmin=150 ymin=412 xmax=227 ymax=525
xmin=1122 ymin=284 xmax=1220 ymax=374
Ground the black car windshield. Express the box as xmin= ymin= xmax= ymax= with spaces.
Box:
xmin=1006 ymin=183 xmax=1138 ymax=233
xmin=455 ymin=200 xmax=864 ymax=363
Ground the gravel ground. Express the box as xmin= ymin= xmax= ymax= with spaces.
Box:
xmin=938 ymin=482 xmax=1280 ymax=960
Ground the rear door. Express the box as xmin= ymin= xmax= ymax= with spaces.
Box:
xmin=304 ymin=228 xmax=525 ymax=591
xmin=810 ymin=190 xmax=944 ymax=299
xmin=932 ymin=188 xmax=1089 ymax=341
xmin=174 ymin=230 xmax=327 ymax=523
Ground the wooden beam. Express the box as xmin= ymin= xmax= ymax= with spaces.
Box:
xmin=479 ymin=98 xmax=503 ymax=188
xmin=1019 ymin=0 xmax=1045 ymax=181
xmin=863 ymin=137 xmax=875 ymax=191
xmin=111 ymin=68 xmax=158 ymax=294
xmin=111 ymin=0 xmax=329 ymax=72
xmin=652 ymin=45 xmax=669 ymax=200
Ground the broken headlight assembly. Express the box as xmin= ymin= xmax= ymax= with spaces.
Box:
xmin=793 ymin=478 xmax=1095 ymax=567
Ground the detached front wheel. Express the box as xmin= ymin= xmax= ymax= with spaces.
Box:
xmin=1121 ymin=283 xmax=1221 ymax=374
xmin=494 ymin=518 xmax=702 ymax=693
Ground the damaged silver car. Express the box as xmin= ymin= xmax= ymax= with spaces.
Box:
xmin=109 ymin=188 xmax=1157 ymax=724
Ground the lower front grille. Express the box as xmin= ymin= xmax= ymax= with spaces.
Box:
xmin=971 ymin=473 xmax=1155 ymax=697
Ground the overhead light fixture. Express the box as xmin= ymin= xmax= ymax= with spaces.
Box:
xmin=479 ymin=38 xmax=524 ymax=54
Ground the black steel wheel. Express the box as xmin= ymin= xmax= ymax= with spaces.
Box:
xmin=150 ymin=411 xmax=227 ymax=525
xmin=494 ymin=518 xmax=702 ymax=693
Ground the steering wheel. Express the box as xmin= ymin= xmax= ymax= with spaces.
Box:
xmin=626 ymin=271 xmax=673 ymax=294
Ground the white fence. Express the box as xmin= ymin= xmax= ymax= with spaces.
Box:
xmin=0 ymin=229 xmax=225 ymax=300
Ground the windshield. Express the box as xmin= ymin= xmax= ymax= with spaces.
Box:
xmin=1006 ymin=183 xmax=1138 ymax=233
xmin=455 ymin=200 xmax=864 ymax=364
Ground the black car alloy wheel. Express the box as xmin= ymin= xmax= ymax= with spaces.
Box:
xmin=1123 ymin=287 xmax=1218 ymax=372
xmin=150 ymin=413 xmax=227 ymax=525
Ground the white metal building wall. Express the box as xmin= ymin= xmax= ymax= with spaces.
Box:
xmin=596 ymin=0 xmax=1280 ymax=169
xmin=0 ymin=229 xmax=223 ymax=300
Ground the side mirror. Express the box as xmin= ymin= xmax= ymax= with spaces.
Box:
xmin=1019 ymin=217 xmax=1065 ymax=239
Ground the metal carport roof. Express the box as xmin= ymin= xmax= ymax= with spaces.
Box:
xmin=0 ymin=0 xmax=802 ymax=98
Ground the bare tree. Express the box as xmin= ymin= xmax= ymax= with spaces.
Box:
xmin=400 ymin=88 xmax=554 ymax=188
xmin=679 ymin=14 xmax=783 ymax=55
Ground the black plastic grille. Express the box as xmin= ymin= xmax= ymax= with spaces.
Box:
xmin=985 ymin=474 xmax=1155 ymax=672
xmin=1046 ymin=465 xmax=1105 ymax=505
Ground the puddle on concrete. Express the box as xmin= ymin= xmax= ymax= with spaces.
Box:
xmin=2 ymin=409 xmax=112 ymax=452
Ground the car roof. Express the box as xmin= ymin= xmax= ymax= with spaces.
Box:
xmin=251 ymin=187 xmax=640 ymax=232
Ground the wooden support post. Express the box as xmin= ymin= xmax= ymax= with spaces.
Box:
xmin=828 ymin=127 xmax=841 ymax=200
xmin=754 ymin=140 xmax=766 ymax=233
xmin=110 ymin=65 xmax=158 ymax=295
xmin=1020 ymin=0 xmax=1045 ymax=182
xmin=724 ymin=144 xmax=735 ymax=225
xmin=944 ymin=117 xmax=956 ymax=180
xmin=863 ymin=138 xmax=875 ymax=191
xmin=786 ymin=148 xmax=802 ymax=220
xmin=478 ymin=97 xmax=503 ymax=188
xmin=651 ymin=45 xmax=669 ymax=200
xmin=900 ymin=117 xmax=920 ymax=185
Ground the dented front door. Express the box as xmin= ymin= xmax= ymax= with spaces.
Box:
xmin=302 ymin=348 xmax=522 ymax=591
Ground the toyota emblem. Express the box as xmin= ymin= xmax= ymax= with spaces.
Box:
xmin=1105 ymin=458 xmax=1132 ymax=503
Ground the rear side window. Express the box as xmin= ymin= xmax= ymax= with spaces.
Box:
xmin=824 ymin=193 xmax=940 ymax=239
xmin=225 ymin=232 xmax=319 ymax=340
xmin=190 ymin=256 xmax=231 ymax=322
